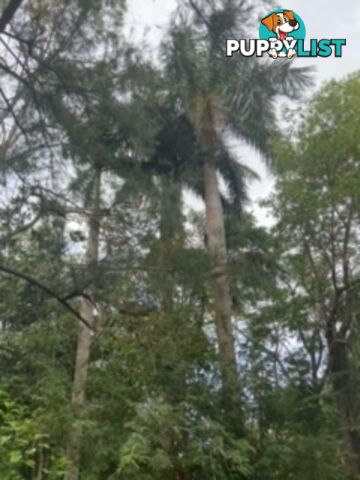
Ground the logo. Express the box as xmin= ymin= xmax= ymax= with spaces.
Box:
xmin=259 ymin=9 xmax=305 ymax=59
xmin=226 ymin=9 xmax=346 ymax=59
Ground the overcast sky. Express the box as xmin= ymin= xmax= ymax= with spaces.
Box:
xmin=125 ymin=0 xmax=360 ymax=226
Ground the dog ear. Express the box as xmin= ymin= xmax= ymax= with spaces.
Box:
xmin=261 ymin=13 xmax=277 ymax=32
xmin=283 ymin=10 xmax=295 ymax=20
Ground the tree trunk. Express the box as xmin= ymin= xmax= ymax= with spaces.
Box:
xmin=329 ymin=337 xmax=360 ymax=478
xmin=203 ymin=156 xmax=242 ymax=428
xmin=65 ymin=169 xmax=102 ymax=480
xmin=159 ymin=176 xmax=184 ymax=244
xmin=191 ymin=93 xmax=242 ymax=430
xmin=158 ymin=176 xmax=184 ymax=314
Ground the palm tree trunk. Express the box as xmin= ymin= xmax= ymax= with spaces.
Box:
xmin=65 ymin=169 xmax=102 ymax=480
xmin=203 ymin=156 xmax=242 ymax=425
xmin=191 ymin=94 xmax=242 ymax=429
xmin=329 ymin=338 xmax=360 ymax=478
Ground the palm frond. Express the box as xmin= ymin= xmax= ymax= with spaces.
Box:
xmin=222 ymin=59 xmax=313 ymax=157
xmin=216 ymin=146 xmax=258 ymax=211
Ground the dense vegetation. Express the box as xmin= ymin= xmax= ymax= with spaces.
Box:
xmin=0 ymin=1 xmax=359 ymax=479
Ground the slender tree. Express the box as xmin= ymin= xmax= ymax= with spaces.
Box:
xmin=162 ymin=0 xmax=312 ymax=425
xmin=65 ymin=168 xmax=102 ymax=480
xmin=271 ymin=73 xmax=360 ymax=478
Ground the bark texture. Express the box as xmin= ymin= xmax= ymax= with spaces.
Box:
xmin=193 ymin=94 xmax=242 ymax=430
xmin=329 ymin=337 xmax=360 ymax=479
xmin=203 ymin=156 xmax=242 ymax=425
xmin=65 ymin=170 xmax=102 ymax=480
xmin=158 ymin=177 xmax=184 ymax=313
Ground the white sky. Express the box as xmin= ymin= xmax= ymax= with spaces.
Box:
xmin=125 ymin=0 xmax=360 ymax=227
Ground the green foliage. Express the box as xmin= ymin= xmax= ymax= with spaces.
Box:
xmin=0 ymin=390 xmax=66 ymax=479
xmin=117 ymin=398 xmax=253 ymax=480
xmin=254 ymin=432 xmax=346 ymax=480
xmin=0 ymin=0 xmax=358 ymax=478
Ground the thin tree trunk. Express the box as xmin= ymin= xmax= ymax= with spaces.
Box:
xmin=192 ymin=93 xmax=242 ymax=431
xmin=158 ymin=176 xmax=184 ymax=314
xmin=158 ymin=176 xmax=189 ymax=406
xmin=203 ymin=156 xmax=242 ymax=428
xmin=65 ymin=169 xmax=102 ymax=480
xmin=329 ymin=337 xmax=360 ymax=478
xmin=159 ymin=176 xmax=184 ymax=245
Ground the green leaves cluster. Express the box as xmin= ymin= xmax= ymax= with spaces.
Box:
xmin=0 ymin=390 xmax=66 ymax=479
xmin=0 ymin=0 xmax=359 ymax=478
xmin=118 ymin=398 xmax=253 ymax=480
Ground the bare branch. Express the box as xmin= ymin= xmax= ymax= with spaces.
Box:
xmin=0 ymin=211 xmax=42 ymax=244
xmin=0 ymin=0 xmax=23 ymax=34
xmin=0 ymin=263 xmax=95 ymax=331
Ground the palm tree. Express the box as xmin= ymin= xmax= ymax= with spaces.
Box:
xmin=159 ymin=0 xmax=312 ymax=428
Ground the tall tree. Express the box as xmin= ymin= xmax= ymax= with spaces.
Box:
xmin=65 ymin=168 xmax=102 ymax=480
xmin=162 ymin=0 xmax=312 ymax=426
xmin=271 ymin=73 xmax=360 ymax=478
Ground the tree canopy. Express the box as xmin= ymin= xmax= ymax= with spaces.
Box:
xmin=0 ymin=1 xmax=359 ymax=479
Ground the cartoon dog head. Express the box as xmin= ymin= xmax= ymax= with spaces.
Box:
xmin=261 ymin=10 xmax=299 ymax=41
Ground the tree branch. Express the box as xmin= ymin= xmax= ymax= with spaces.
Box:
xmin=0 ymin=211 xmax=42 ymax=244
xmin=0 ymin=0 xmax=23 ymax=34
xmin=0 ymin=263 xmax=95 ymax=331
xmin=187 ymin=0 xmax=211 ymax=30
